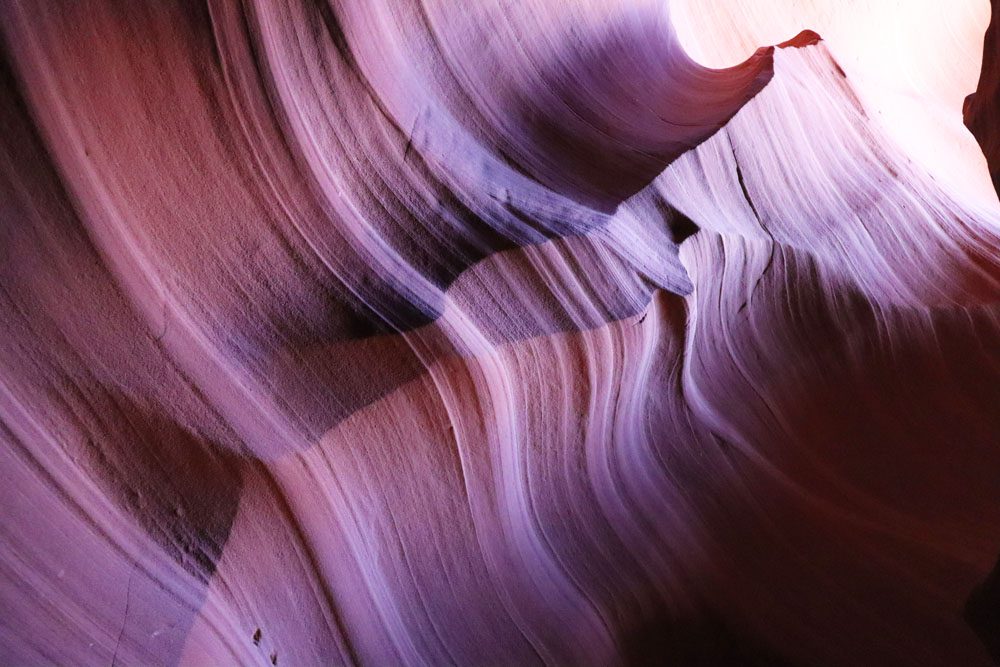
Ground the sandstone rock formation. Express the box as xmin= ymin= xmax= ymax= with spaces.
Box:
xmin=2 ymin=1 xmax=999 ymax=664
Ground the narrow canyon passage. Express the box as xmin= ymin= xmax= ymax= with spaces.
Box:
xmin=2 ymin=1 xmax=1000 ymax=665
